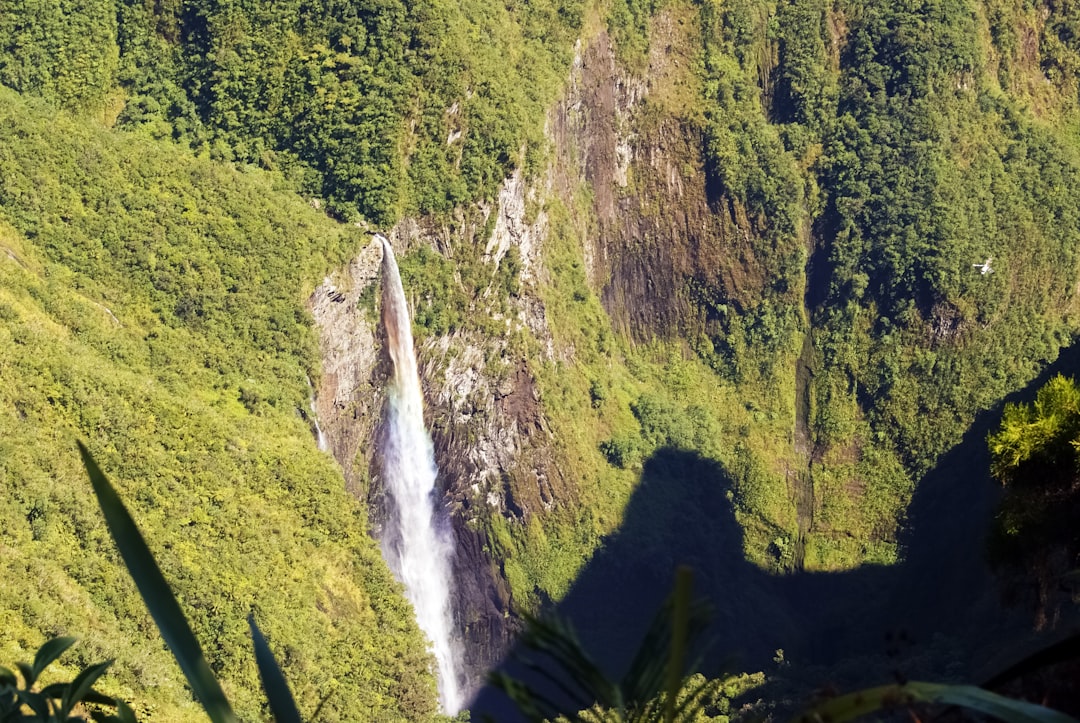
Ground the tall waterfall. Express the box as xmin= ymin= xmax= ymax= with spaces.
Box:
xmin=376 ymin=234 xmax=463 ymax=713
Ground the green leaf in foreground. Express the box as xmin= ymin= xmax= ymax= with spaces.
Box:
xmin=491 ymin=568 xmax=716 ymax=723
xmin=15 ymin=661 xmax=33 ymax=690
xmin=794 ymin=680 xmax=1080 ymax=723
xmin=60 ymin=659 xmax=114 ymax=718
xmin=0 ymin=665 xmax=17 ymax=688
xmin=248 ymin=614 xmax=303 ymax=723
xmin=662 ymin=568 xmax=691 ymax=723
xmin=31 ymin=636 xmax=77 ymax=686
xmin=77 ymin=441 xmax=238 ymax=723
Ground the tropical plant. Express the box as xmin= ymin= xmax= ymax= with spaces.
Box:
xmin=986 ymin=374 xmax=1080 ymax=627
xmin=489 ymin=567 xmax=729 ymax=723
xmin=22 ymin=431 xmax=1076 ymax=723
xmin=988 ymin=374 xmax=1080 ymax=482
xmin=0 ymin=636 xmax=136 ymax=722
xmin=795 ymin=680 xmax=1080 ymax=723
xmin=490 ymin=566 xmax=1080 ymax=723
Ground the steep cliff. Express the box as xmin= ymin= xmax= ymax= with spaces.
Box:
xmin=309 ymin=193 xmax=563 ymax=691
xmin=0 ymin=88 xmax=442 ymax=721
xmin=309 ymin=0 xmax=1080 ymax=701
xmin=309 ymin=2 xmax=807 ymax=693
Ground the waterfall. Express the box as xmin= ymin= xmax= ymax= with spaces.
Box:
xmin=305 ymin=376 xmax=330 ymax=453
xmin=310 ymin=400 xmax=329 ymax=452
xmin=376 ymin=234 xmax=463 ymax=714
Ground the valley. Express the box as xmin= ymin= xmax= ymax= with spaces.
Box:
xmin=2 ymin=0 xmax=1080 ymax=719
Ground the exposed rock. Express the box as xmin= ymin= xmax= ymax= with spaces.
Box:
xmin=551 ymin=21 xmax=767 ymax=345
xmin=929 ymin=301 xmax=967 ymax=345
xmin=309 ymin=9 xmax=756 ymax=702
xmin=427 ymin=337 xmax=556 ymax=523
xmin=484 ymin=168 xmax=548 ymax=284
xmin=311 ymin=206 xmax=559 ymax=700
xmin=422 ymin=331 xmax=561 ymax=695
xmin=308 ymin=240 xmax=383 ymax=497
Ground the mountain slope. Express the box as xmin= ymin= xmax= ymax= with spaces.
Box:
xmin=0 ymin=89 xmax=439 ymax=721
xmin=4 ymin=0 xmax=1080 ymax=713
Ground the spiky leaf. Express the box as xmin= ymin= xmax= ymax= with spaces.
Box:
xmin=60 ymin=660 xmax=113 ymax=718
xmin=248 ymin=615 xmax=302 ymax=723
xmin=30 ymin=637 xmax=77 ymax=688
xmin=794 ymin=681 xmax=1080 ymax=723
xmin=77 ymin=441 xmax=237 ymax=723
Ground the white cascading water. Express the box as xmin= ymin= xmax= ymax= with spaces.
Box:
xmin=376 ymin=234 xmax=463 ymax=714
xmin=305 ymin=376 xmax=330 ymax=453
xmin=312 ymin=409 xmax=329 ymax=453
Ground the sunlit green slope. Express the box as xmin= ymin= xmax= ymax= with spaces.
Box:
xmin=0 ymin=89 xmax=440 ymax=721
xmin=5 ymin=0 xmax=1080 ymax=706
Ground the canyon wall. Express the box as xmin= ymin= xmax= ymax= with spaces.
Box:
xmin=307 ymin=5 xmax=802 ymax=693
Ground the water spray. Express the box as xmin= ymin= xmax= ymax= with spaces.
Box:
xmin=376 ymin=234 xmax=463 ymax=713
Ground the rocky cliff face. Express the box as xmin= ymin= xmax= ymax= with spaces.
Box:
xmin=553 ymin=22 xmax=775 ymax=346
xmin=309 ymin=191 xmax=565 ymax=693
xmin=308 ymin=243 xmax=383 ymax=499
xmin=309 ymin=5 xmax=797 ymax=699
xmin=306 ymin=0 xmax=1080 ymax=709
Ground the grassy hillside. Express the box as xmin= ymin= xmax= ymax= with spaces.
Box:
xmin=0 ymin=89 xmax=441 ymax=721
xmin=805 ymin=0 xmax=1080 ymax=565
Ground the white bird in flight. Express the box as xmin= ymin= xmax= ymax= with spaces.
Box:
xmin=973 ymin=256 xmax=993 ymax=275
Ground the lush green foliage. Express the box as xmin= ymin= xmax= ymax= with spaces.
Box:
xmin=988 ymin=374 xmax=1080 ymax=627
xmin=0 ymin=89 xmax=440 ymax=721
xmin=1 ymin=0 xmax=582 ymax=222
xmin=68 ymin=0 xmax=582 ymax=225
xmin=675 ymin=0 xmax=1080 ymax=568
xmin=792 ymin=0 xmax=1080 ymax=566
xmin=1 ymin=637 xmax=136 ymax=722
xmin=492 ymin=569 xmax=764 ymax=723
xmin=78 ymin=443 xmax=238 ymax=723
xmin=990 ymin=375 xmax=1080 ymax=480
xmin=495 ymin=0 xmax=1080 ymax=582
xmin=81 ymin=439 xmax=313 ymax=723
xmin=0 ymin=0 xmax=120 ymax=112
xmin=395 ymin=237 xmax=520 ymax=339
xmin=5 ymin=0 xmax=1080 ymax=715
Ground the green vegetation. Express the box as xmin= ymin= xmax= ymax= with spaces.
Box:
xmin=608 ymin=0 xmax=666 ymax=69
xmin=2 ymin=0 xmax=584 ymax=222
xmin=492 ymin=568 xmax=767 ymax=723
xmin=483 ymin=187 xmax=801 ymax=611
xmin=988 ymin=374 xmax=1080 ymax=628
xmin=492 ymin=569 xmax=1079 ymax=723
xmin=395 ymin=238 xmax=520 ymax=340
xmin=78 ymin=442 xmax=240 ymax=723
xmin=1 ymin=0 xmax=583 ymax=225
xmin=1 ymin=636 xmax=136 ymax=722
xmin=484 ymin=0 xmax=1080 ymax=594
xmin=800 ymin=0 xmax=1080 ymax=566
xmin=0 ymin=89 xmax=439 ymax=721
xmin=0 ymin=0 xmax=120 ymax=113
xmin=667 ymin=0 xmax=1080 ymax=569
xmin=990 ymin=375 xmax=1080 ymax=480
xmin=5 ymin=0 xmax=1080 ymax=715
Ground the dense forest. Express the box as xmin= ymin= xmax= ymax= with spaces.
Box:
xmin=0 ymin=90 xmax=444 ymax=720
xmin=2 ymin=0 xmax=1080 ymax=719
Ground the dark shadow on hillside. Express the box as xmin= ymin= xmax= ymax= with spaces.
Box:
xmin=469 ymin=344 xmax=1080 ymax=721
